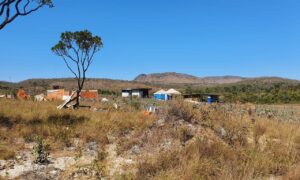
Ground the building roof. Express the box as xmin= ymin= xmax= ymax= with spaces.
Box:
xmin=166 ymin=88 xmax=181 ymax=95
xmin=122 ymin=88 xmax=152 ymax=91
xmin=154 ymin=89 xmax=167 ymax=94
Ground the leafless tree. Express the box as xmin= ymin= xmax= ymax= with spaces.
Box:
xmin=0 ymin=0 xmax=53 ymax=30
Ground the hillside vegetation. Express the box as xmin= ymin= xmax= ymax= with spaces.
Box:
xmin=186 ymin=77 xmax=300 ymax=104
xmin=1 ymin=74 xmax=300 ymax=104
xmin=0 ymin=78 xmax=157 ymax=95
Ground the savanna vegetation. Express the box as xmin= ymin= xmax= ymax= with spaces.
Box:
xmin=1 ymin=98 xmax=300 ymax=179
xmin=186 ymin=79 xmax=300 ymax=104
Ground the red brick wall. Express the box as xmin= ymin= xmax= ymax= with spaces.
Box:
xmin=80 ymin=90 xmax=98 ymax=100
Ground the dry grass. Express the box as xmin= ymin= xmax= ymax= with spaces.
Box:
xmin=133 ymin=100 xmax=300 ymax=179
xmin=0 ymin=98 xmax=155 ymax=155
xmin=1 ymin=98 xmax=300 ymax=179
xmin=0 ymin=144 xmax=15 ymax=160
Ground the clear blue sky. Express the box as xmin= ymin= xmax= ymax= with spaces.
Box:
xmin=1 ymin=0 xmax=300 ymax=82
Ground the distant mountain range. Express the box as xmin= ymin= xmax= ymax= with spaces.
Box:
xmin=0 ymin=72 xmax=299 ymax=93
xmin=134 ymin=72 xmax=245 ymax=85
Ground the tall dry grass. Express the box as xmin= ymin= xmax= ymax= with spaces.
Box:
xmin=1 ymin=98 xmax=300 ymax=179
xmin=134 ymin=100 xmax=300 ymax=180
xmin=0 ymin=98 xmax=155 ymax=154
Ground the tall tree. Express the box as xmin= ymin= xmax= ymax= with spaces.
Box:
xmin=52 ymin=30 xmax=103 ymax=108
xmin=0 ymin=0 xmax=53 ymax=30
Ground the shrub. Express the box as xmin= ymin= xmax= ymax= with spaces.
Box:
xmin=32 ymin=136 xmax=50 ymax=164
xmin=0 ymin=113 xmax=15 ymax=129
xmin=221 ymin=118 xmax=249 ymax=146
xmin=166 ymin=100 xmax=197 ymax=123
xmin=178 ymin=126 xmax=194 ymax=144
xmin=56 ymin=127 xmax=72 ymax=147
xmin=130 ymin=100 xmax=141 ymax=110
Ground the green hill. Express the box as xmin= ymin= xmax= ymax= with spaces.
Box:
xmin=185 ymin=77 xmax=300 ymax=104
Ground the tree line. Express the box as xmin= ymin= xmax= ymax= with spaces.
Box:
xmin=185 ymin=82 xmax=300 ymax=104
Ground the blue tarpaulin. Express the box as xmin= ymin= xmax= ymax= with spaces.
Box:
xmin=154 ymin=93 xmax=170 ymax=101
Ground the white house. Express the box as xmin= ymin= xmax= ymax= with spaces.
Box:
xmin=121 ymin=89 xmax=131 ymax=97
xmin=121 ymin=88 xmax=151 ymax=98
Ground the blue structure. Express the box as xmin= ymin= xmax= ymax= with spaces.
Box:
xmin=207 ymin=96 xmax=213 ymax=104
xmin=153 ymin=90 xmax=170 ymax=101
xmin=183 ymin=94 xmax=220 ymax=103
xmin=154 ymin=93 xmax=170 ymax=101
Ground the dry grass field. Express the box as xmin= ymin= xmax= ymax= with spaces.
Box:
xmin=1 ymin=98 xmax=300 ymax=179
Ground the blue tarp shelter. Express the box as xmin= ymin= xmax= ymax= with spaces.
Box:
xmin=153 ymin=89 xmax=170 ymax=101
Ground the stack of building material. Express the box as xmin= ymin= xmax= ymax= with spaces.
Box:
xmin=17 ymin=89 xmax=30 ymax=100
xmin=57 ymin=91 xmax=77 ymax=109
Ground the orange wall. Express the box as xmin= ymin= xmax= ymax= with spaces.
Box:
xmin=80 ymin=90 xmax=98 ymax=100
xmin=47 ymin=89 xmax=65 ymax=100
xmin=46 ymin=89 xmax=98 ymax=101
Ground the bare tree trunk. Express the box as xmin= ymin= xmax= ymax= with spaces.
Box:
xmin=74 ymin=73 xmax=86 ymax=109
xmin=74 ymin=90 xmax=80 ymax=109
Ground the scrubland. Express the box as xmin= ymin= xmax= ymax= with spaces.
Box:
xmin=0 ymin=98 xmax=300 ymax=179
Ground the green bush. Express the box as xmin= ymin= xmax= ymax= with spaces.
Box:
xmin=32 ymin=136 xmax=50 ymax=164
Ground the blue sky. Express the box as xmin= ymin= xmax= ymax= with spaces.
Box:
xmin=0 ymin=0 xmax=300 ymax=82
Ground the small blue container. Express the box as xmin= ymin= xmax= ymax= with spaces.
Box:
xmin=207 ymin=96 xmax=212 ymax=104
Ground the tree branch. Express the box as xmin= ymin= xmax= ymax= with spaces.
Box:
xmin=0 ymin=0 xmax=52 ymax=30
xmin=23 ymin=0 xmax=29 ymax=13
xmin=85 ymin=47 xmax=97 ymax=72
xmin=61 ymin=55 xmax=78 ymax=79
xmin=0 ymin=0 xmax=9 ymax=16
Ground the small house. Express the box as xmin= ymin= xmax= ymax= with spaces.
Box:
xmin=154 ymin=89 xmax=181 ymax=101
xmin=166 ymin=88 xmax=181 ymax=99
xmin=121 ymin=88 xmax=151 ymax=98
xmin=121 ymin=89 xmax=131 ymax=98
xmin=153 ymin=89 xmax=170 ymax=101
